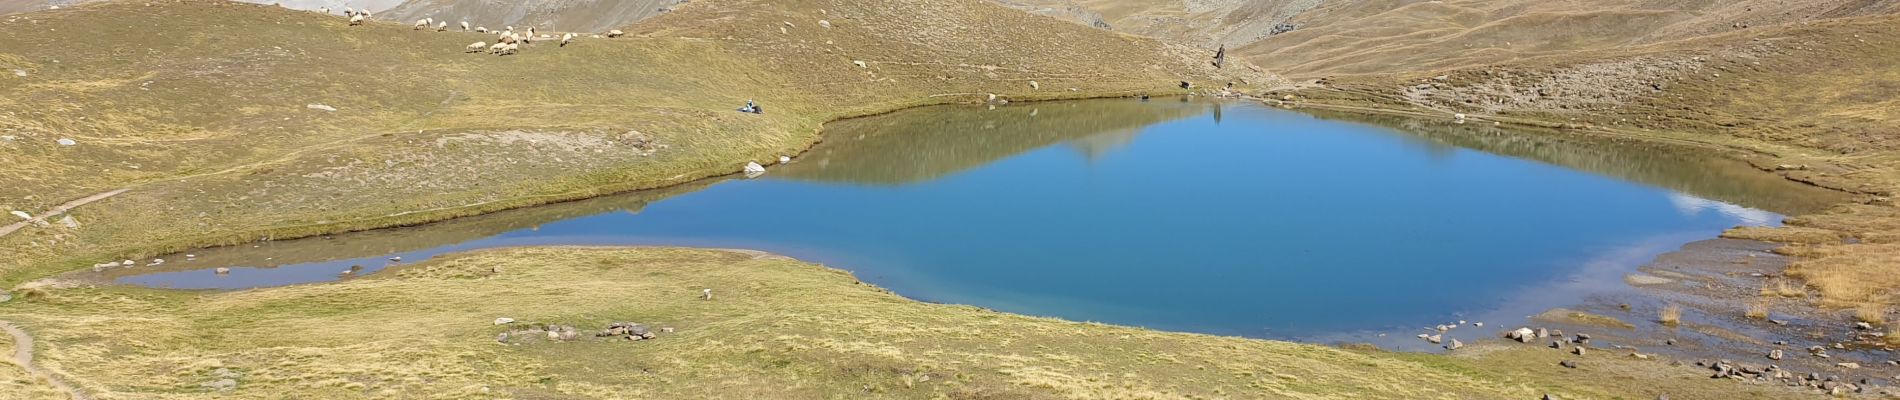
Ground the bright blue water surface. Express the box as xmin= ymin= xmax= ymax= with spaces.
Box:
xmin=120 ymin=99 xmax=1843 ymax=340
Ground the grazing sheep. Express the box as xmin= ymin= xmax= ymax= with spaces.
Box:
xmin=606 ymin=29 xmax=624 ymax=38
xmin=414 ymin=19 xmax=429 ymax=30
xmin=460 ymin=21 xmax=470 ymax=31
xmin=475 ymin=26 xmax=489 ymax=33
xmin=349 ymin=14 xmax=365 ymax=25
xmin=436 ymin=21 xmax=449 ymax=31
xmin=560 ymin=33 xmax=575 ymax=47
xmin=488 ymin=42 xmax=506 ymax=54
xmin=498 ymin=43 xmax=519 ymax=56
xmin=498 ymin=33 xmax=518 ymax=44
xmin=466 ymin=42 xmax=487 ymax=53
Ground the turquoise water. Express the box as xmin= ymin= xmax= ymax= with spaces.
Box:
xmin=118 ymin=99 xmax=1844 ymax=340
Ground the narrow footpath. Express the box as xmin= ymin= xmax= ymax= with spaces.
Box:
xmin=0 ymin=320 xmax=89 ymax=400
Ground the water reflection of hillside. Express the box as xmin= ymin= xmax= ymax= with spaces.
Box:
xmin=1305 ymin=109 xmax=1850 ymax=216
xmin=775 ymin=99 xmax=1206 ymax=185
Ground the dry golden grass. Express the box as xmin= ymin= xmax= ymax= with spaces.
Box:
xmin=1746 ymin=302 xmax=1770 ymax=320
xmin=1659 ymin=304 xmax=1683 ymax=326
xmin=1856 ymin=304 xmax=1890 ymax=325
xmin=0 ymin=247 xmax=1821 ymax=399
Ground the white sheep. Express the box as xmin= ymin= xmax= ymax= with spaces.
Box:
xmin=606 ymin=29 xmax=624 ymax=38
xmin=466 ymin=41 xmax=487 ymax=53
xmin=343 ymin=6 xmax=353 ymax=15
xmin=497 ymin=33 xmax=518 ymax=44
xmin=349 ymin=14 xmax=365 ymax=26
xmin=499 ymin=43 xmax=519 ymax=56
xmin=436 ymin=21 xmax=449 ymax=31
xmin=523 ymin=27 xmax=536 ymax=43
xmin=488 ymin=42 xmax=506 ymax=54
xmin=559 ymin=33 xmax=575 ymax=47
xmin=475 ymin=26 xmax=489 ymax=33
xmin=414 ymin=19 xmax=429 ymax=30
xmin=460 ymin=21 xmax=470 ymax=31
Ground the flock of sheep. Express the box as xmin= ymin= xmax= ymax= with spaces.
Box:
xmin=317 ymin=6 xmax=628 ymax=56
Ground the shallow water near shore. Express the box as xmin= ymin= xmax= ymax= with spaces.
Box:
xmin=111 ymin=99 xmax=1846 ymax=341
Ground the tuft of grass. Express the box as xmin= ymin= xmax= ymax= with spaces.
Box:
xmin=1659 ymin=304 xmax=1682 ymax=326
xmin=1760 ymin=278 xmax=1806 ymax=298
xmin=1745 ymin=302 xmax=1770 ymax=320
xmin=1856 ymin=304 xmax=1889 ymax=325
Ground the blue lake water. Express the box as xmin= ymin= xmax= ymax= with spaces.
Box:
xmin=117 ymin=99 xmax=1844 ymax=341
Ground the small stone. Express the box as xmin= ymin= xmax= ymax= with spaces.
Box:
xmin=1858 ymin=322 xmax=1875 ymax=330
xmin=1426 ymin=334 xmax=1442 ymax=344
xmin=1536 ymin=328 xmax=1550 ymax=338
xmin=56 ymin=138 xmax=76 ymax=146
xmin=7 ymin=211 xmax=28 ymax=220
xmin=817 ymin=20 xmax=831 ymax=28
xmin=1551 ymin=340 xmax=1564 ymax=349
xmin=1839 ymin=363 xmax=1862 ymax=369
xmin=214 ymin=267 xmax=231 ymax=275
xmin=1574 ymin=346 xmax=1587 ymax=356
xmin=496 ymin=332 xmax=509 ymax=343
xmin=204 ymin=378 xmax=238 ymax=391
xmin=1665 ymin=338 xmax=1677 ymax=346
xmin=852 ymin=60 xmax=867 ymax=68
xmin=1769 ymin=349 xmax=1783 ymax=360
xmin=1559 ymin=360 xmax=1577 ymax=369
xmin=306 ymin=104 xmax=337 ymax=112
xmin=389 ymin=256 xmax=402 ymax=262
xmin=1444 ymin=339 xmax=1463 ymax=350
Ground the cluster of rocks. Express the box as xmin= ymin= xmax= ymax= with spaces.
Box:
xmin=493 ymin=319 xmax=671 ymax=344
xmin=597 ymin=322 xmax=659 ymax=341
xmin=1414 ymin=320 xmax=1482 ymax=350
xmin=1697 ymin=359 xmax=1887 ymax=395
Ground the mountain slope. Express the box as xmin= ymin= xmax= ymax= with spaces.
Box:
xmin=381 ymin=0 xmax=682 ymax=33
xmin=0 ymin=0 xmax=1261 ymax=284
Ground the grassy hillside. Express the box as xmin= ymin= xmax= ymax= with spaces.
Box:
xmin=0 ymin=247 xmax=1817 ymax=399
xmin=1238 ymin=0 xmax=1900 ymax=76
xmin=1279 ymin=12 xmax=1900 ymax=318
xmin=0 ymin=0 xmax=1265 ymax=285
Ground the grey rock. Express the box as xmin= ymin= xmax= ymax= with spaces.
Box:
xmin=204 ymin=378 xmax=238 ymax=391
xmin=1574 ymin=346 xmax=1587 ymax=356
xmin=1769 ymin=349 xmax=1783 ymax=360
xmin=1559 ymin=360 xmax=1577 ymax=369
xmin=1444 ymin=339 xmax=1463 ymax=351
